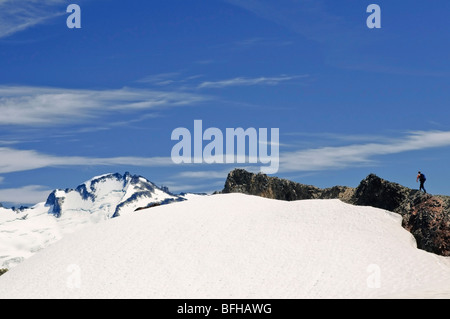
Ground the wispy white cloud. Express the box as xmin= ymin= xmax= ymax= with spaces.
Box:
xmin=2 ymin=131 xmax=450 ymax=176
xmin=0 ymin=85 xmax=208 ymax=126
xmin=137 ymin=73 xmax=206 ymax=89
xmin=0 ymin=0 xmax=66 ymax=39
xmin=0 ymin=147 xmax=176 ymax=174
xmin=279 ymin=131 xmax=450 ymax=172
xmin=198 ymin=75 xmax=307 ymax=89
xmin=0 ymin=147 xmax=265 ymax=175
xmin=176 ymin=170 xmax=230 ymax=180
xmin=136 ymin=72 xmax=306 ymax=92
xmin=0 ymin=184 xmax=52 ymax=205
xmin=136 ymin=72 xmax=182 ymax=85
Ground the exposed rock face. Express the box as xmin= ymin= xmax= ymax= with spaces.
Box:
xmin=222 ymin=169 xmax=450 ymax=256
xmin=404 ymin=195 xmax=450 ymax=256
xmin=348 ymin=174 xmax=450 ymax=256
xmin=350 ymin=174 xmax=413 ymax=212
xmin=223 ymin=169 xmax=354 ymax=201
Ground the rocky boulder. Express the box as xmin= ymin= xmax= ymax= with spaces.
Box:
xmin=349 ymin=174 xmax=414 ymax=212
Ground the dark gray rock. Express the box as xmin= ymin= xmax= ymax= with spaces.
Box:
xmin=222 ymin=169 xmax=354 ymax=201
xmin=349 ymin=173 xmax=414 ymax=212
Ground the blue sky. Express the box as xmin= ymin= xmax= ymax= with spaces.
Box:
xmin=1 ymin=0 xmax=450 ymax=205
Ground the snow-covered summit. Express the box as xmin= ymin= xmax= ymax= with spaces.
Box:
xmin=1 ymin=194 xmax=449 ymax=299
xmin=45 ymin=172 xmax=182 ymax=219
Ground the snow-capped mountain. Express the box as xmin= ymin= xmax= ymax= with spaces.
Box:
xmin=0 ymin=172 xmax=187 ymax=269
xmin=46 ymin=172 xmax=183 ymax=219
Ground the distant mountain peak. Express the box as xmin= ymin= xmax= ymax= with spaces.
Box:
xmin=45 ymin=172 xmax=184 ymax=219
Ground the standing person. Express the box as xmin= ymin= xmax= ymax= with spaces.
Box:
xmin=416 ymin=171 xmax=427 ymax=193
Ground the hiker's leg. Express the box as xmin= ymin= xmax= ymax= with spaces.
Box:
xmin=420 ymin=182 xmax=426 ymax=193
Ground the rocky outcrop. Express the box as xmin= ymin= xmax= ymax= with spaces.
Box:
xmin=45 ymin=190 xmax=65 ymax=218
xmin=349 ymin=174 xmax=414 ymax=212
xmin=404 ymin=194 xmax=450 ymax=256
xmin=222 ymin=169 xmax=354 ymax=201
xmin=222 ymin=169 xmax=450 ymax=256
xmin=348 ymin=174 xmax=450 ymax=256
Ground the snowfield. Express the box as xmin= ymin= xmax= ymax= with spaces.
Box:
xmin=0 ymin=193 xmax=449 ymax=299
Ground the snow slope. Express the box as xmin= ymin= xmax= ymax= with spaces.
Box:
xmin=0 ymin=193 xmax=449 ymax=299
xmin=0 ymin=172 xmax=183 ymax=269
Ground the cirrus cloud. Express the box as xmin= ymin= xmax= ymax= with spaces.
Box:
xmin=0 ymin=85 xmax=209 ymax=126
xmin=0 ymin=147 xmax=174 ymax=174
xmin=197 ymin=75 xmax=307 ymax=89
xmin=279 ymin=130 xmax=450 ymax=172
xmin=0 ymin=0 xmax=66 ymax=39
xmin=1 ymin=130 xmax=450 ymax=175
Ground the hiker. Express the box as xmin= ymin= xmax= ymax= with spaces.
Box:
xmin=416 ymin=171 xmax=427 ymax=193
